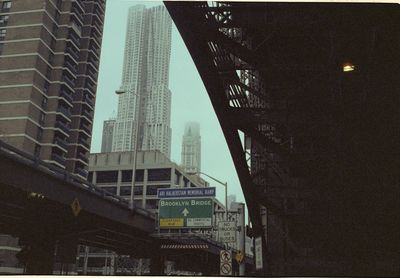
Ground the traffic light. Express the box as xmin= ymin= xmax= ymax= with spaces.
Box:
xmin=246 ymin=225 xmax=254 ymax=238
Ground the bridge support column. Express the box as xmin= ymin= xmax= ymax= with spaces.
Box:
xmin=17 ymin=236 xmax=56 ymax=274
xmin=149 ymin=248 xmax=164 ymax=275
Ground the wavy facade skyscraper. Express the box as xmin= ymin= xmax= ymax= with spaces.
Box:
xmin=112 ymin=5 xmax=172 ymax=158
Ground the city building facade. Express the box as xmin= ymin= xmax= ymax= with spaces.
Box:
xmin=87 ymin=150 xmax=210 ymax=211
xmin=0 ymin=0 xmax=105 ymax=178
xmin=0 ymin=0 xmax=106 ymax=273
xmin=181 ymin=122 xmax=201 ymax=174
xmin=112 ymin=5 xmax=172 ymax=158
xmin=227 ymin=194 xmax=237 ymax=209
xmin=75 ymin=150 xmax=222 ymax=275
xmin=101 ymin=118 xmax=115 ymax=152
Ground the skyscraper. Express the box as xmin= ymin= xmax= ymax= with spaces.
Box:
xmin=181 ymin=122 xmax=201 ymax=174
xmin=112 ymin=5 xmax=172 ymax=158
xmin=227 ymin=194 xmax=237 ymax=210
xmin=101 ymin=118 xmax=115 ymax=152
xmin=0 ymin=0 xmax=106 ymax=178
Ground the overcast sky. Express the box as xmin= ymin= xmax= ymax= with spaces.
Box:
xmin=91 ymin=0 xmax=246 ymax=207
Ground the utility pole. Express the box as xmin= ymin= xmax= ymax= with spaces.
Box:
xmin=83 ymin=246 xmax=89 ymax=275
xmin=238 ymin=203 xmax=246 ymax=276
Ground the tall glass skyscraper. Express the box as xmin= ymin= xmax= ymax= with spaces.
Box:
xmin=112 ymin=5 xmax=172 ymax=158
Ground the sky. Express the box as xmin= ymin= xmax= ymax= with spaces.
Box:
xmin=90 ymin=0 xmax=246 ymax=207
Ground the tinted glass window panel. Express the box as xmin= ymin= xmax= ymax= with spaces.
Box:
xmin=121 ymin=169 xmax=144 ymax=182
xmin=134 ymin=186 xmax=143 ymax=195
xmin=148 ymin=168 xmax=171 ymax=181
xmin=96 ymin=171 xmax=118 ymax=183
xmin=120 ymin=186 xmax=131 ymax=196
xmin=146 ymin=199 xmax=158 ymax=210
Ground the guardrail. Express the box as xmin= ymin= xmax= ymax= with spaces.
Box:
xmin=0 ymin=140 xmax=155 ymax=220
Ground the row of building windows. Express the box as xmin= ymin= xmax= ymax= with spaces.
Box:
xmin=101 ymin=184 xmax=169 ymax=197
xmin=91 ymin=168 xmax=172 ymax=183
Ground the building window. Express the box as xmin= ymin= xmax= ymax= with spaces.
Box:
xmin=39 ymin=112 xmax=45 ymax=125
xmin=34 ymin=144 xmax=41 ymax=157
xmin=1 ymin=1 xmax=11 ymax=10
xmin=43 ymin=81 xmax=50 ymax=93
xmin=120 ymin=186 xmax=131 ymax=196
xmin=36 ymin=128 xmax=43 ymax=141
xmin=121 ymin=169 xmax=144 ymax=182
xmin=41 ymin=97 xmax=48 ymax=109
xmin=174 ymin=170 xmax=181 ymax=185
xmin=0 ymin=29 xmax=6 ymax=41
xmin=101 ymin=186 xmax=117 ymax=195
xmin=146 ymin=184 xmax=169 ymax=196
xmin=148 ymin=168 xmax=171 ymax=182
xmin=134 ymin=186 xmax=143 ymax=196
xmin=48 ymin=53 xmax=54 ymax=65
xmin=50 ymin=38 xmax=56 ymax=50
xmin=0 ymin=43 xmax=3 ymax=55
xmin=46 ymin=67 xmax=51 ymax=79
xmin=0 ymin=15 xmax=9 ymax=26
xmin=96 ymin=171 xmax=118 ymax=183
xmin=146 ymin=199 xmax=158 ymax=210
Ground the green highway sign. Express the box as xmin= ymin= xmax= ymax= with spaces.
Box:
xmin=158 ymin=198 xmax=213 ymax=228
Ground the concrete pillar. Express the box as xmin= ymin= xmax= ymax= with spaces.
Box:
xmin=116 ymin=170 xmax=122 ymax=195
xmin=82 ymin=246 xmax=89 ymax=275
xmin=19 ymin=238 xmax=56 ymax=274
xmin=149 ymin=252 xmax=164 ymax=275
xmin=92 ymin=171 xmax=97 ymax=184
xmin=238 ymin=203 xmax=246 ymax=276
xmin=142 ymin=168 xmax=148 ymax=208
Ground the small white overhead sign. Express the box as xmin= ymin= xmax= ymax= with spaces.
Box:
xmin=218 ymin=221 xmax=236 ymax=243
xmin=255 ymin=236 xmax=263 ymax=270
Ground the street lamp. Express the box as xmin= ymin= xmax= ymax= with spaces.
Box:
xmin=115 ymin=89 xmax=142 ymax=210
xmin=195 ymin=171 xmax=228 ymax=221
xmin=342 ymin=62 xmax=355 ymax=72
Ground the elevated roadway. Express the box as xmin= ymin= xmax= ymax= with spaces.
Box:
xmin=0 ymin=140 xmax=252 ymax=274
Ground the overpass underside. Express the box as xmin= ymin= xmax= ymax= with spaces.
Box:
xmin=165 ymin=2 xmax=400 ymax=276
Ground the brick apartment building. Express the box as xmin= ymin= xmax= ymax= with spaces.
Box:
xmin=0 ymin=0 xmax=105 ymax=178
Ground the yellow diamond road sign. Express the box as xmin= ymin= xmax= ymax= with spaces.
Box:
xmin=71 ymin=198 xmax=81 ymax=217
xmin=236 ymin=251 xmax=244 ymax=264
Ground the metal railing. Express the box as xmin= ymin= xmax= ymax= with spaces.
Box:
xmin=51 ymin=152 xmax=66 ymax=165
xmin=78 ymin=137 xmax=90 ymax=149
xmin=53 ymin=137 xmax=69 ymax=150
xmin=55 ymin=121 xmax=70 ymax=134
xmin=57 ymin=106 xmax=72 ymax=118
xmin=0 ymin=139 xmax=155 ymax=219
xmin=60 ymin=89 xmax=73 ymax=104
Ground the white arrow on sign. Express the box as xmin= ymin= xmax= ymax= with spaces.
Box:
xmin=182 ymin=208 xmax=189 ymax=216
